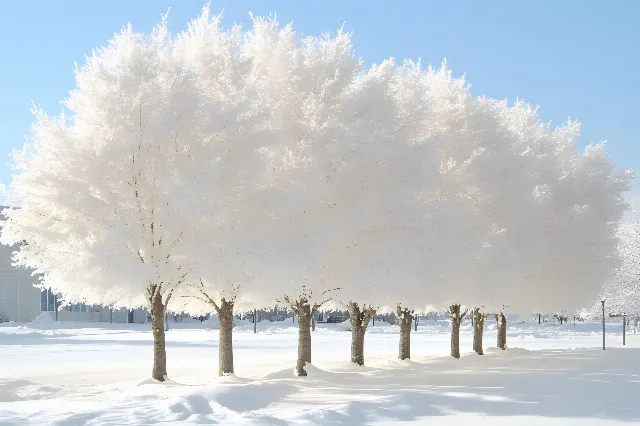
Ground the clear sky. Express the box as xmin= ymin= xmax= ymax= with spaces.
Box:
xmin=1 ymin=0 xmax=639 ymax=200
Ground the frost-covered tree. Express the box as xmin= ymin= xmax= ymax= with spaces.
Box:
xmin=435 ymin=95 xmax=537 ymax=359
xmin=245 ymin=16 xmax=365 ymax=377
xmin=165 ymin=9 xmax=373 ymax=377
xmin=465 ymin=101 xmax=630 ymax=353
xmin=455 ymin=99 xmax=556 ymax=355
xmin=518 ymin=128 xmax=630 ymax=326
xmin=164 ymin=8 xmax=275 ymax=377
xmin=598 ymin=216 xmax=640 ymax=335
xmin=605 ymin=217 xmax=640 ymax=315
xmin=0 ymin=15 xmax=257 ymax=382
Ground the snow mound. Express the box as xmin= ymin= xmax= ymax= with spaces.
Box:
xmin=31 ymin=312 xmax=55 ymax=325
xmin=216 ymin=374 xmax=251 ymax=384
xmin=369 ymin=319 xmax=393 ymax=327
xmin=159 ymin=381 xmax=297 ymax=420
xmin=260 ymin=367 xmax=294 ymax=380
xmin=298 ymin=363 xmax=330 ymax=377
xmin=485 ymin=347 xmax=531 ymax=356
xmin=335 ymin=320 xmax=351 ymax=331
xmin=137 ymin=377 xmax=181 ymax=386
xmin=261 ymin=363 xmax=342 ymax=380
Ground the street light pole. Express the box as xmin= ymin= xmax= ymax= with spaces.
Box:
xmin=253 ymin=309 xmax=257 ymax=334
xmin=601 ymin=300 xmax=606 ymax=350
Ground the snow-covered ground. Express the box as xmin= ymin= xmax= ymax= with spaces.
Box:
xmin=1 ymin=318 xmax=638 ymax=425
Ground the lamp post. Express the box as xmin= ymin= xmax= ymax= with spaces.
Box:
xmin=601 ymin=300 xmax=606 ymax=350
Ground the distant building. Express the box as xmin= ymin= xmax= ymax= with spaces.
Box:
xmin=0 ymin=238 xmax=42 ymax=322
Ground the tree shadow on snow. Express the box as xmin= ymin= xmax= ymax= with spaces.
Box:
xmin=282 ymin=348 xmax=640 ymax=424
xmin=0 ymin=334 xmax=219 ymax=349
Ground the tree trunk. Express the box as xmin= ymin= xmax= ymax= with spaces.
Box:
xmin=312 ymin=314 xmax=316 ymax=331
xmin=150 ymin=289 xmax=167 ymax=382
xmin=473 ymin=308 xmax=485 ymax=355
xmin=217 ymin=298 xmax=234 ymax=376
xmin=397 ymin=305 xmax=413 ymax=360
xmin=449 ymin=304 xmax=466 ymax=359
xmin=348 ymin=302 xmax=376 ymax=366
xmin=496 ymin=312 xmax=507 ymax=350
xmin=293 ymin=299 xmax=313 ymax=376
xmin=538 ymin=314 xmax=541 ymax=324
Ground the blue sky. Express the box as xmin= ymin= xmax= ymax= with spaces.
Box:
xmin=1 ymin=0 xmax=639 ymax=200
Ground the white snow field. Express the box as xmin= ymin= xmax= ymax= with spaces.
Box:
xmin=1 ymin=319 xmax=638 ymax=425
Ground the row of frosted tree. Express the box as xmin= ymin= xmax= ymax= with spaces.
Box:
xmin=0 ymin=7 xmax=631 ymax=380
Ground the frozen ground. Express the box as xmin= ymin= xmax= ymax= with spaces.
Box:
xmin=1 ymin=318 xmax=639 ymax=425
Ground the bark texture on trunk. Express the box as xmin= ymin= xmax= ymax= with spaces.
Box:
xmin=449 ymin=304 xmax=467 ymax=359
xmin=150 ymin=287 xmax=168 ymax=382
xmin=195 ymin=285 xmax=237 ymax=377
xmin=348 ymin=302 xmax=376 ymax=366
xmin=312 ymin=314 xmax=316 ymax=331
xmin=397 ymin=305 xmax=413 ymax=360
xmin=496 ymin=312 xmax=507 ymax=350
xmin=217 ymin=298 xmax=235 ymax=376
xmin=291 ymin=298 xmax=313 ymax=376
xmin=473 ymin=308 xmax=485 ymax=355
